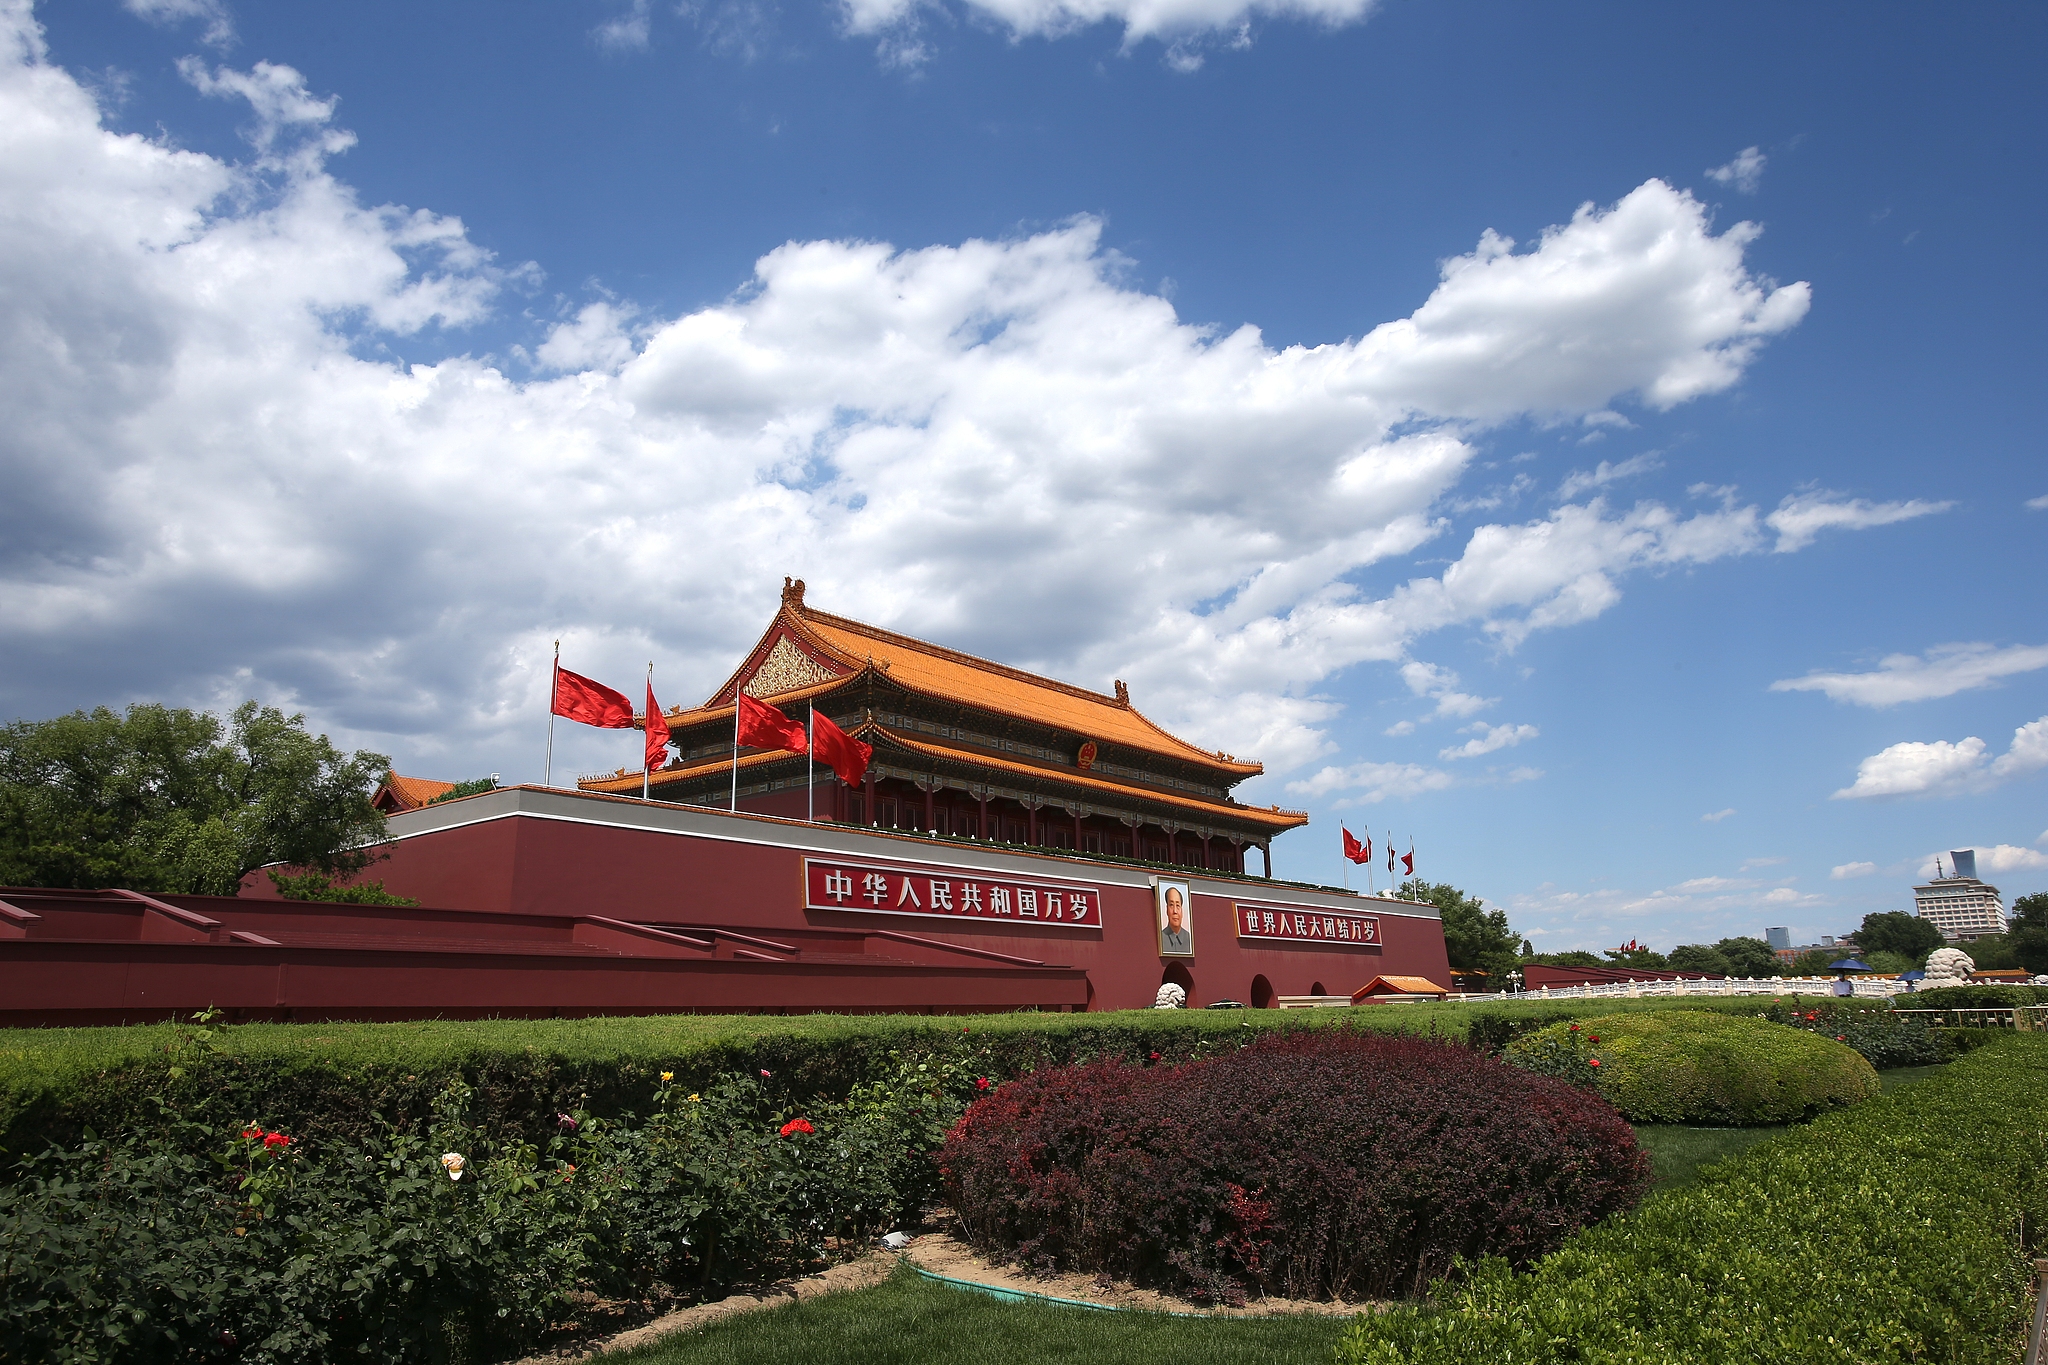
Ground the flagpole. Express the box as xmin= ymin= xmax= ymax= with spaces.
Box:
xmin=730 ymin=692 xmax=740 ymax=812
xmin=643 ymin=661 xmax=652 ymax=802
xmin=807 ymin=706 xmax=815 ymax=824
xmin=545 ymin=640 xmax=558 ymax=789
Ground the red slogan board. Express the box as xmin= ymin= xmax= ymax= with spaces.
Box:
xmin=1235 ymin=902 xmax=1380 ymax=947
xmin=804 ymin=858 xmax=1103 ymax=928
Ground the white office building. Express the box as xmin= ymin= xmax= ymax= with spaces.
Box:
xmin=1913 ymin=849 xmax=2007 ymax=942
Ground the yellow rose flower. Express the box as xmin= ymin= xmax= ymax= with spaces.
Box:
xmin=661 ymin=1071 xmax=674 ymax=1083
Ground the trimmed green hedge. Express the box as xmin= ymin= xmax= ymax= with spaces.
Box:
xmin=1461 ymin=993 xmax=1897 ymax=1056
xmin=0 ymin=997 xmax=1891 ymax=1162
xmin=0 ymin=997 xmax=1916 ymax=1163
xmin=1337 ymin=1034 xmax=2048 ymax=1364
xmin=0 ymin=1011 xmax=1417 ymax=1163
xmin=1502 ymin=1010 xmax=1879 ymax=1124
xmin=1906 ymin=984 xmax=2048 ymax=1009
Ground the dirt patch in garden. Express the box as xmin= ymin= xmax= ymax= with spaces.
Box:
xmin=900 ymin=1230 xmax=1384 ymax=1318
xmin=506 ymin=1252 xmax=898 ymax=1364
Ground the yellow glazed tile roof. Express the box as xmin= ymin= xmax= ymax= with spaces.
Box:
xmin=792 ymin=607 xmax=1259 ymax=775
xmin=376 ymin=773 xmax=458 ymax=810
xmin=683 ymin=583 xmax=1263 ymax=779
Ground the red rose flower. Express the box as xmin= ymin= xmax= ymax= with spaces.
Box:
xmin=1588 ymin=1035 xmax=1599 ymax=1044
xmin=975 ymin=1077 xmax=991 ymax=1091
xmin=1588 ymin=1058 xmax=1602 ymax=1068
xmin=760 ymin=1069 xmax=772 ymax=1078
xmin=1568 ymin=1023 xmax=1581 ymax=1032
xmin=242 ymin=1127 xmax=263 ymax=1141
xmin=779 ymin=1118 xmax=815 ymax=1137
xmin=262 ymin=1132 xmax=291 ymax=1149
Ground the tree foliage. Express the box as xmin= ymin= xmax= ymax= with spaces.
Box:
xmin=1604 ymin=945 xmax=1670 ymax=970
xmin=1664 ymin=937 xmax=1781 ymax=978
xmin=1399 ymin=879 xmax=1520 ymax=981
xmin=1666 ymin=943 xmax=1731 ymax=975
xmin=1856 ymin=910 xmax=1945 ymax=963
xmin=2008 ymin=893 xmax=2048 ymax=975
xmin=1524 ymin=950 xmax=1605 ymax=968
xmin=0 ymin=702 xmax=389 ymax=895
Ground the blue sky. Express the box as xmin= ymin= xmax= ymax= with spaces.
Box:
xmin=4 ymin=0 xmax=2044 ymax=952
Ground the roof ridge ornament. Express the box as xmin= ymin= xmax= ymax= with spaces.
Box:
xmin=1114 ymin=679 xmax=1130 ymax=706
xmin=781 ymin=576 xmax=806 ymax=608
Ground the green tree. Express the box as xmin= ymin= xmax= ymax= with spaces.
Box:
xmin=2006 ymin=893 xmax=2048 ymax=975
xmin=1667 ymin=943 xmax=1733 ymax=975
xmin=0 ymin=702 xmax=390 ymax=895
xmin=1787 ymin=948 xmax=1836 ymax=975
xmin=1856 ymin=910 xmax=1945 ymax=963
xmin=1523 ymin=949 xmax=1604 ymax=968
xmin=1713 ymin=936 xmax=1783 ymax=978
xmin=1398 ymin=879 xmax=1520 ymax=982
xmin=1605 ymin=944 xmax=1671 ymax=970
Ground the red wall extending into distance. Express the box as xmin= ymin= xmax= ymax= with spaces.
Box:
xmin=0 ymin=787 xmax=1450 ymax=1024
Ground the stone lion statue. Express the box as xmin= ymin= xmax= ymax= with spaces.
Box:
xmin=1921 ymin=947 xmax=1974 ymax=989
xmin=1154 ymin=982 xmax=1187 ymax=1009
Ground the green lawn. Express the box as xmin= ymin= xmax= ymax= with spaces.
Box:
xmin=1631 ymin=1062 xmax=1948 ymax=1191
xmin=1631 ymin=1124 xmax=1780 ymax=1191
xmin=612 ymin=1264 xmax=1349 ymax=1365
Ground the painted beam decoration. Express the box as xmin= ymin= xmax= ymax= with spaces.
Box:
xmin=1235 ymin=902 xmax=1381 ymax=947
xmin=804 ymin=858 xmax=1104 ymax=928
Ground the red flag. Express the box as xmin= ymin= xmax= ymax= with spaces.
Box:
xmin=553 ymin=667 xmax=634 ymax=728
xmin=810 ymin=709 xmax=872 ymax=787
xmin=736 ymin=691 xmax=807 ymax=755
xmin=645 ymin=682 xmax=671 ymax=772
xmin=1342 ymin=827 xmax=1372 ymax=864
xmin=1401 ymin=845 xmax=1415 ymax=876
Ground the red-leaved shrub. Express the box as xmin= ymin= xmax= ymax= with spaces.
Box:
xmin=940 ymin=1030 xmax=1650 ymax=1303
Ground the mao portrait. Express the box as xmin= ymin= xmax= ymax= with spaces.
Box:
xmin=1155 ymin=879 xmax=1194 ymax=957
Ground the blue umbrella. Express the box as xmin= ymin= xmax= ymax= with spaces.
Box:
xmin=1828 ymin=958 xmax=1873 ymax=972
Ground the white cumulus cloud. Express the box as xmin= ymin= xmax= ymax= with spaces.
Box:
xmin=1439 ymin=721 xmax=1537 ymax=760
xmin=1832 ymin=716 xmax=2048 ymax=799
xmin=1284 ymin=761 xmax=1454 ymax=804
xmin=1706 ymin=146 xmax=1767 ymax=195
xmin=1701 ymin=807 xmax=1736 ymax=823
xmin=1397 ymin=661 xmax=1493 ymax=721
xmin=838 ymin=0 xmax=1377 ymax=56
xmin=1557 ymin=452 xmax=1662 ymax=500
xmin=1830 ymin=861 xmax=1877 ymax=880
xmin=1765 ymin=489 xmax=1950 ymax=553
xmin=125 ymin=0 xmax=234 ymax=47
xmin=1772 ymin=642 xmax=2048 ymax=708
xmin=0 ymin=10 xmax=1910 ymax=791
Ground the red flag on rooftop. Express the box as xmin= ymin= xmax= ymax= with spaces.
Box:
xmin=553 ymin=667 xmax=634 ymax=728
xmin=736 ymin=691 xmax=807 ymax=755
xmin=810 ymin=709 xmax=872 ymax=788
xmin=1342 ymin=827 xmax=1371 ymax=865
xmin=644 ymin=681 xmax=672 ymax=773
xmin=1401 ymin=843 xmax=1414 ymax=876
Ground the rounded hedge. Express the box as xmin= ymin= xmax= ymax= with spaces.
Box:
xmin=1501 ymin=1010 xmax=1879 ymax=1125
xmin=940 ymin=1031 xmax=1650 ymax=1304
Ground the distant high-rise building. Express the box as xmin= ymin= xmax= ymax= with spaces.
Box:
xmin=1915 ymin=849 xmax=2005 ymax=942
xmin=1766 ymin=927 xmax=1791 ymax=951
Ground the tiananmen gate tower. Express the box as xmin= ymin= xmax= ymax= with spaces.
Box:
xmin=582 ymin=579 xmax=1304 ymax=876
